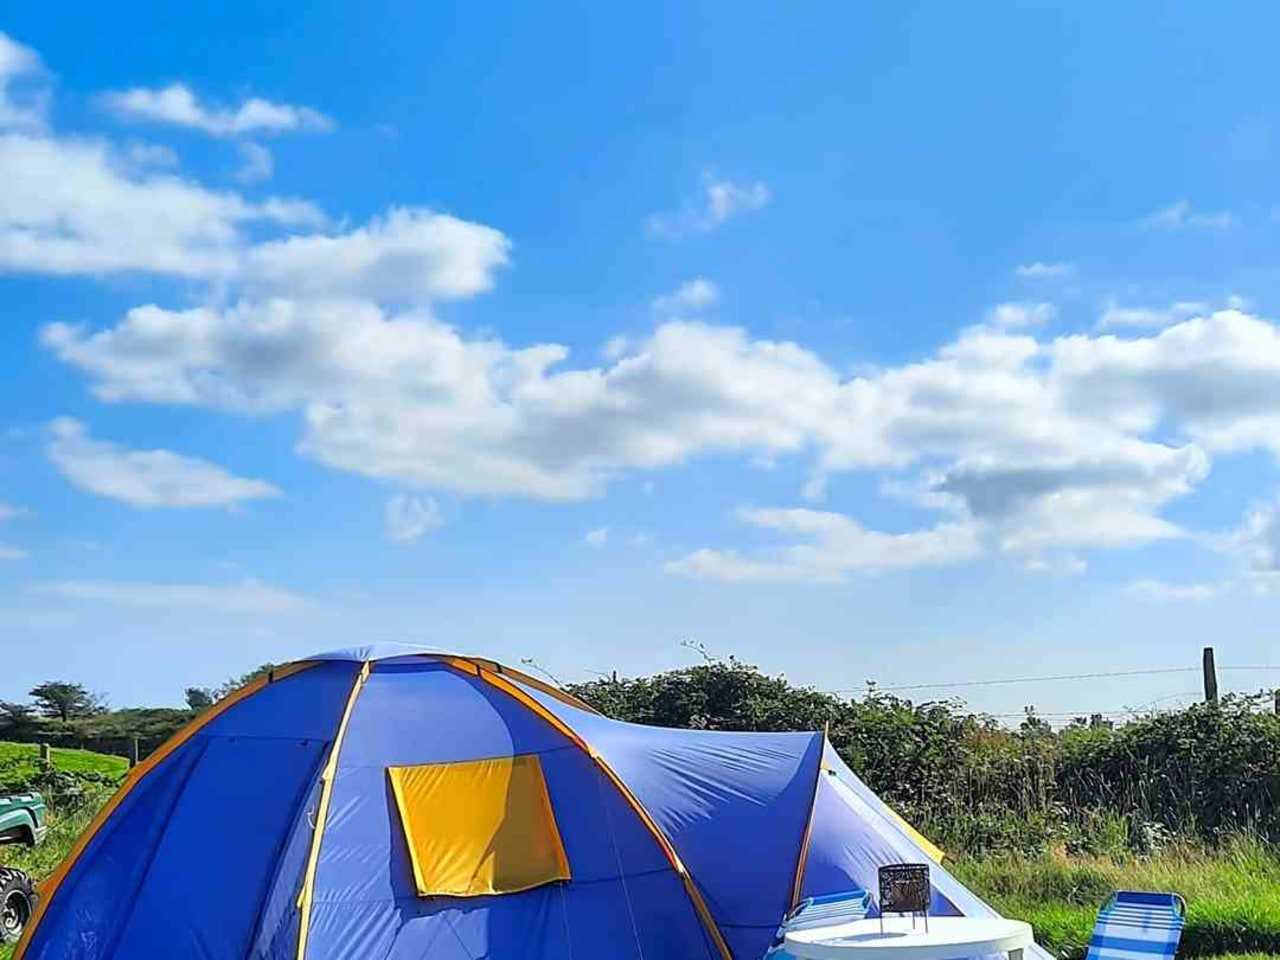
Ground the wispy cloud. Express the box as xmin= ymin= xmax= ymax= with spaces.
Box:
xmin=1098 ymin=299 xmax=1208 ymax=329
xmin=101 ymin=83 xmax=334 ymax=137
xmin=986 ymin=301 xmax=1056 ymax=328
xmin=384 ymin=494 xmax=442 ymax=544
xmin=32 ymin=578 xmax=307 ymax=613
xmin=1141 ymin=199 xmax=1233 ymax=231
xmin=234 ymin=142 xmax=273 ymax=183
xmin=1015 ymin=262 xmax=1074 ymax=279
xmin=651 ymin=277 xmax=720 ymax=316
xmin=47 ymin=417 xmax=280 ymax=509
xmin=647 ymin=174 xmax=770 ymax=239
xmin=0 ymin=32 xmax=49 ymax=132
xmin=583 ymin=527 xmax=610 ymax=547
xmin=1126 ymin=578 xmax=1222 ymax=602
xmin=666 ymin=508 xmax=980 ymax=583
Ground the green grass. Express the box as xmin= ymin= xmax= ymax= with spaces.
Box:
xmin=0 ymin=743 xmax=125 ymax=958
xmin=951 ymin=836 xmax=1280 ymax=958
xmin=0 ymin=741 xmax=128 ymax=781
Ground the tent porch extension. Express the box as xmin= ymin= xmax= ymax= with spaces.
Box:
xmin=17 ymin=644 xmax=1049 ymax=960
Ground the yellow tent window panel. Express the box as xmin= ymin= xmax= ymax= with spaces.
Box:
xmin=388 ymin=754 xmax=571 ymax=897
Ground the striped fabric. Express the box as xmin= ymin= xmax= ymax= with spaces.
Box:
xmin=765 ymin=889 xmax=872 ymax=958
xmin=1085 ymin=891 xmax=1186 ymax=960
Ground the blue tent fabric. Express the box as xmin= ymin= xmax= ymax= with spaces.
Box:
xmin=20 ymin=653 xmax=1044 ymax=960
xmin=806 ymin=746 xmax=1054 ymax=960
xmin=306 ymin=660 xmax=713 ymax=960
xmin=20 ymin=659 xmax=360 ymax=960
xmin=507 ymin=676 xmax=826 ymax=959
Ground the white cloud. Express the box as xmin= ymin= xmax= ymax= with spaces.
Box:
xmin=1223 ymin=498 xmax=1280 ymax=576
xmin=44 ymin=308 xmax=840 ymax=499
xmin=666 ymin=508 xmax=980 ymax=582
xmin=0 ymin=501 xmax=22 ymax=521
xmin=583 ymin=527 xmax=609 ymax=547
xmin=1098 ymin=300 xmax=1207 ymax=329
xmin=1016 ymin=262 xmax=1074 ymax=279
xmin=1141 ymin=200 xmax=1233 ymax=230
xmin=102 ymin=83 xmax=333 ymax=137
xmin=651 ymin=277 xmax=720 ymax=316
xmin=1126 ymin=579 xmax=1222 ymax=602
xmin=647 ymin=174 xmax=770 ymax=238
xmin=0 ymin=132 xmax=323 ymax=278
xmin=0 ymin=33 xmax=48 ymax=132
xmin=986 ymin=301 xmax=1056 ymax=328
xmin=1054 ymin=309 xmax=1280 ymax=457
xmin=384 ymin=494 xmax=442 ymax=544
xmin=49 ymin=300 xmax=1264 ymax=569
xmin=0 ymin=42 xmax=504 ymax=300
xmin=47 ymin=417 xmax=280 ymax=508
xmin=234 ymin=141 xmax=273 ymax=183
xmin=241 ymin=208 xmax=509 ymax=302
xmin=32 ymin=578 xmax=306 ymax=613
xmin=0 ymin=544 xmax=27 ymax=560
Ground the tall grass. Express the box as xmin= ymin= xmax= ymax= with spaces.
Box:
xmin=952 ymin=834 xmax=1280 ymax=958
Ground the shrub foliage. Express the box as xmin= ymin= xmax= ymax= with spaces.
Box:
xmin=567 ymin=657 xmax=1280 ymax=855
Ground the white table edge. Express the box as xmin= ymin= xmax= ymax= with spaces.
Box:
xmin=783 ymin=917 xmax=1035 ymax=960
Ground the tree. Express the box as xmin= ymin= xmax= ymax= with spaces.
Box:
xmin=28 ymin=681 xmax=103 ymax=722
xmin=184 ymin=687 xmax=215 ymax=711
xmin=212 ymin=663 xmax=283 ymax=700
xmin=0 ymin=701 xmax=38 ymax=731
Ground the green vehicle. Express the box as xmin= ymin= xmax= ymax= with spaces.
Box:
xmin=0 ymin=791 xmax=45 ymax=944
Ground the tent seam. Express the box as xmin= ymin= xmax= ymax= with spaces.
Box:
xmin=787 ymin=732 xmax=827 ymax=912
xmin=450 ymin=662 xmax=734 ymax=960
xmin=12 ymin=659 xmax=319 ymax=960
xmin=294 ymin=660 xmax=371 ymax=960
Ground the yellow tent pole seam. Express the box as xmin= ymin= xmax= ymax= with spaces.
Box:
xmin=294 ymin=660 xmax=370 ymax=960
xmin=13 ymin=660 xmax=318 ymax=959
xmin=787 ymin=733 xmax=827 ymax=912
xmin=454 ymin=662 xmax=733 ymax=960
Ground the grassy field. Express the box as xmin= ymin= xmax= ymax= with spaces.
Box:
xmin=0 ymin=742 xmax=1274 ymax=959
xmin=0 ymin=741 xmax=128 ymax=782
xmin=952 ymin=836 xmax=1280 ymax=959
xmin=0 ymin=743 xmax=122 ymax=959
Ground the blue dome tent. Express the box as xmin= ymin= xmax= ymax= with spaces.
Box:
xmin=16 ymin=644 xmax=1048 ymax=959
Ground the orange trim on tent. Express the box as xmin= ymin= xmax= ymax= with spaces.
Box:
xmin=450 ymin=661 xmax=734 ymax=960
xmin=13 ymin=660 xmax=317 ymax=960
xmin=494 ymin=664 xmax=603 ymax=716
xmin=294 ymin=660 xmax=370 ymax=960
xmin=787 ymin=734 xmax=826 ymax=911
xmin=436 ymin=654 xmax=601 ymax=715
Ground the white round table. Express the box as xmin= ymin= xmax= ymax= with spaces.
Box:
xmin=784 ymin=916 xmax=1034 ymax=960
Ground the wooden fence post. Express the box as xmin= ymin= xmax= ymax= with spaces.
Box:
xmin=128 ymin=737 xmax=140 ymax=768
xmin=39 ymin=742 xmax=51 ymax=763
xmin=1202 ymin=647 xmax=1218 ymax=705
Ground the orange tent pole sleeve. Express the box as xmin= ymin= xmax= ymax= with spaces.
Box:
xmin=13 ymin=661 xmax=317 ymax=960
xmin=444 ymin=660 xmax=734 ymax=960
xmin=294 ymin=660 xmax=371 ymax=960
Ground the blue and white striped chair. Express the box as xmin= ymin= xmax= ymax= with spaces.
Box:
xmin=765 ymin=889 xmax=872 ymax=958
xmin=1085 ymin=891 xmax=1186 ymax=960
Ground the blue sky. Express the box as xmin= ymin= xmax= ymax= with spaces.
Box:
xmin=3 ymin=4 xmax=1280 ymax=720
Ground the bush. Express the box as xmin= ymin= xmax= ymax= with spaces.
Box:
xmin=569 ymin=662 xmax=1280 ymax=856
